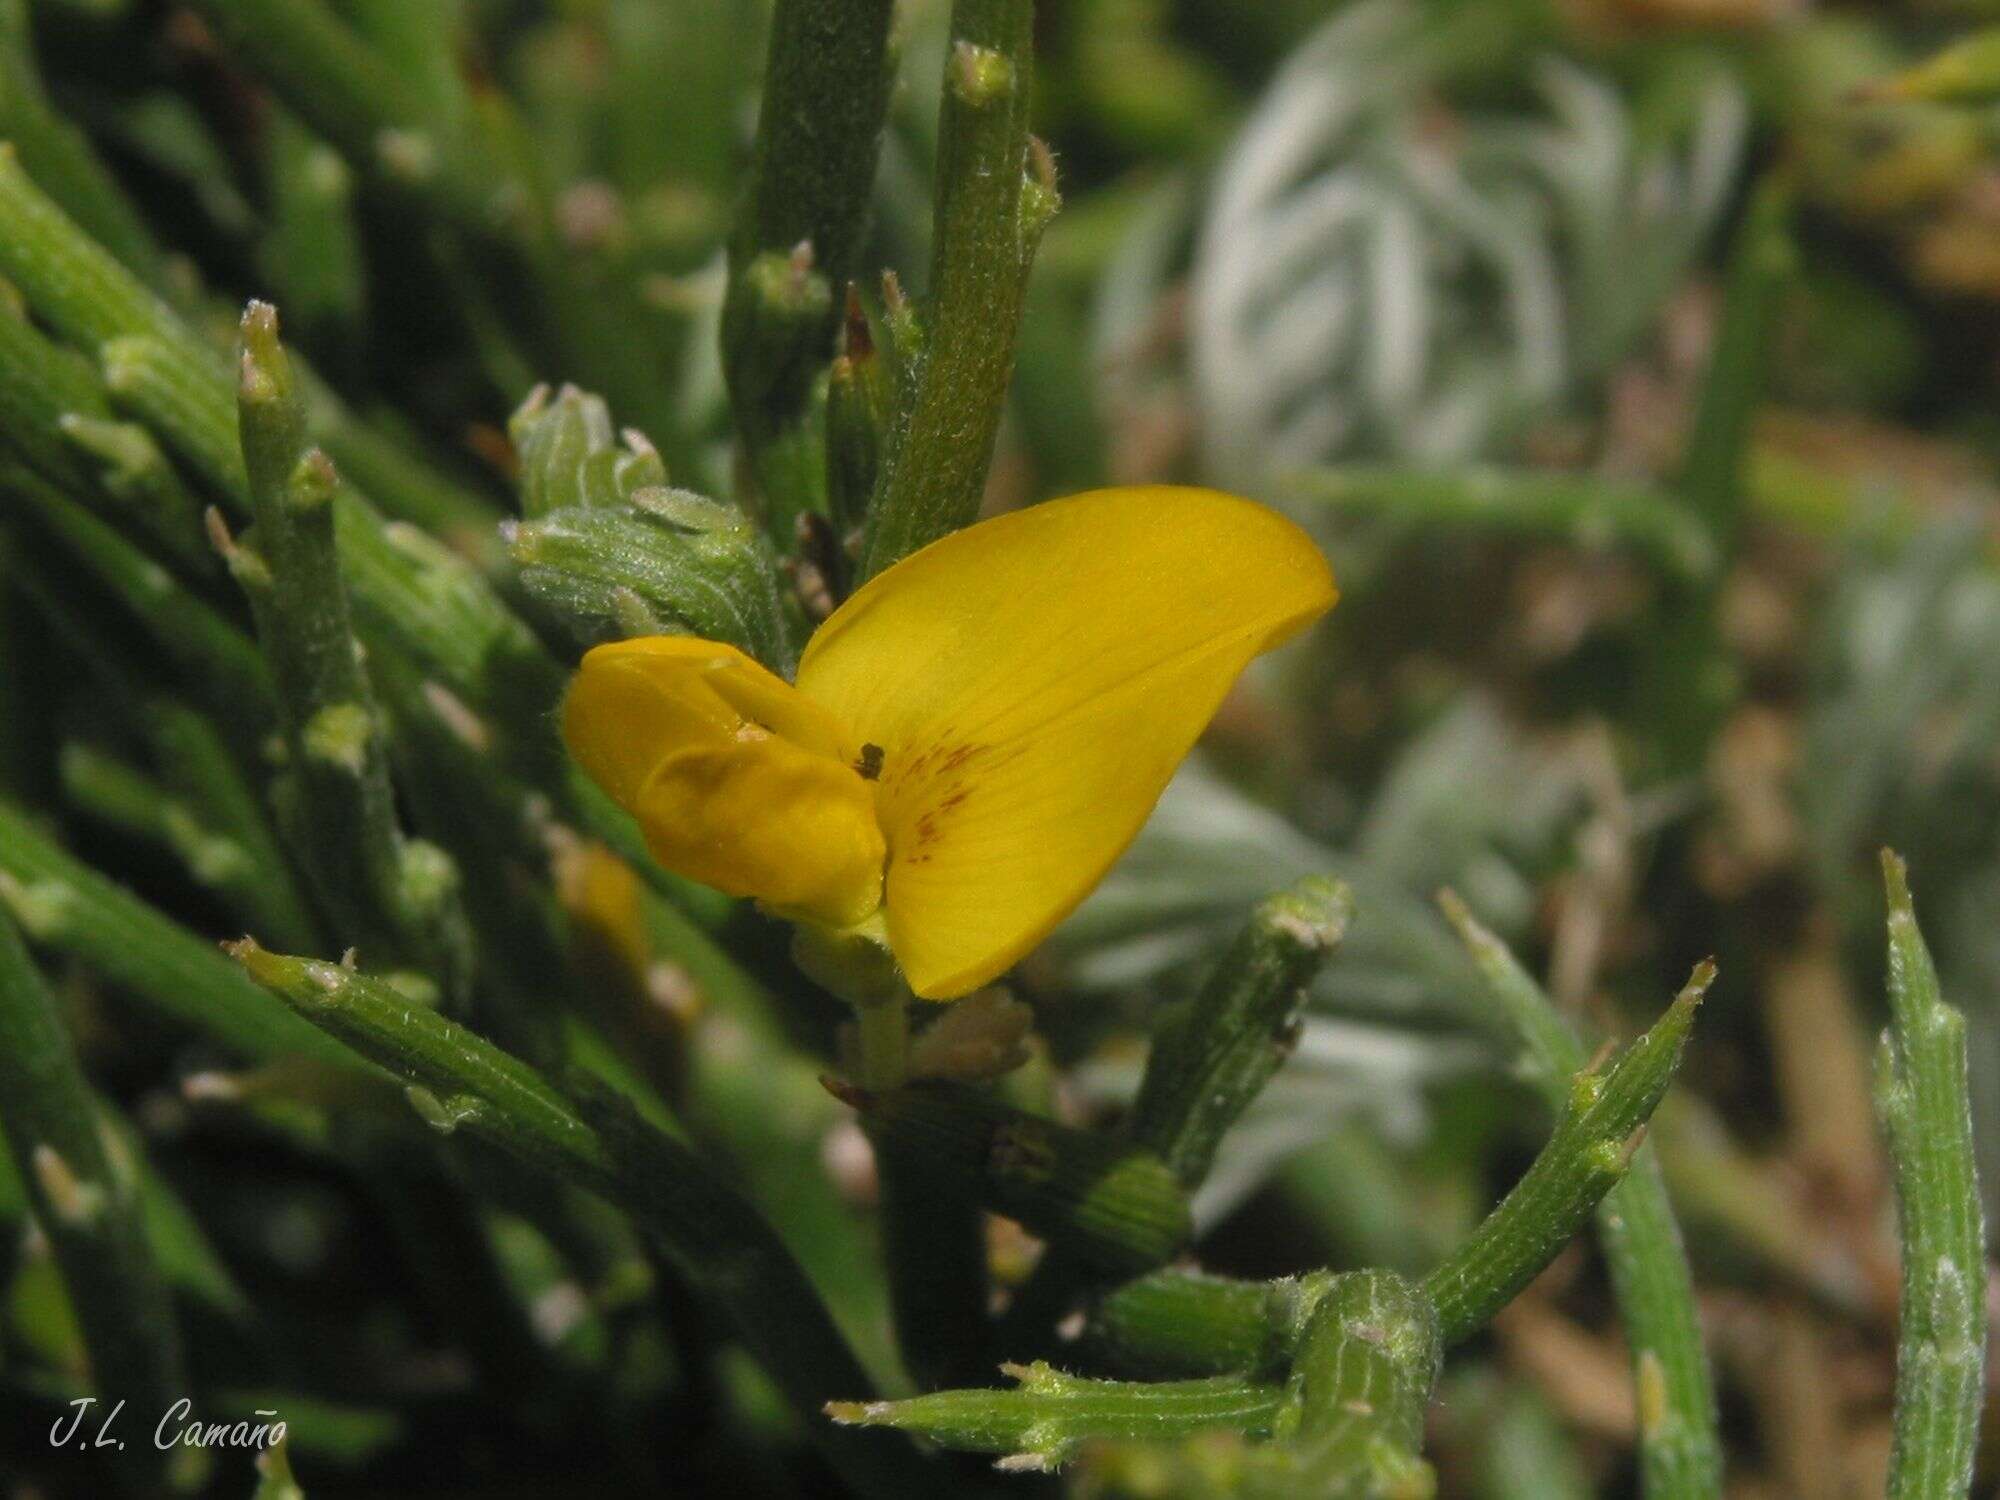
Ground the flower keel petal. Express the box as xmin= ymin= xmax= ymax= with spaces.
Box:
xmin=564 ymin=638 xmax=885 ymax=927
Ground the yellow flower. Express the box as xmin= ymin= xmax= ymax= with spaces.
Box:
xmin=562 ymin=486 xmax=1335 ymax=999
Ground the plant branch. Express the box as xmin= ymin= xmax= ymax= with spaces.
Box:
xmin=1879 ymin=851 xmax=1987 ymax=1500
xmin=1422 ymin=960 xmax=1712 ymax=1347
xmin=1130 ymin=876 xmax=1351 ymax=1186
xmin=828 ymin=1363 xmax=1286 ymax=1470
xmin=228 ymin=938 xmax=937 ymax=1495
xmin=0 ymin=907 xmax=189 ymax=1490
xmin=857 ymin=0 xmax=1056 ymax=578
xmin=0 ymin=799 xmax=354 ymax=1066
xmin=1441 ymin=891 xmax=1722 ymax=1498
xmin=721 ymin=0 xmax=896 ymax=530
xmin=229 ymin=302 xmax=470 ymax=999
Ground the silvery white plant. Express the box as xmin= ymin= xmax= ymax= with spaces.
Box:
xmin=1190 ymin=0 xmax=1748 ymax=488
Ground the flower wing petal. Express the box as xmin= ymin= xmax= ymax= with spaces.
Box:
xmin=564 ymin=637 xmax=885 ymax=926
xmin=797 ymin=487 xmax=1336 ymax=997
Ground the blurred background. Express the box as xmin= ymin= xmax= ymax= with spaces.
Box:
xmin=5 ymin=0 xmax=2000 ymax=1494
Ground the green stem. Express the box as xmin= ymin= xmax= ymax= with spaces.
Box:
xmin=875 ymin=1146 xmax=992 ymax=1390
xmin=1646 ymin=180 xmax=1795 ymax=775
xmin=227 ymin=938 xmax=936 ymax=1496
xmin=100 ymin=332 xmax=247 ymax=497
xmin=1422 ymin=961 xmax=1712 ymax=1347
xmin=0 ymin=0 xmax=167 ymax=286
xmin=1076 ymin=1261 xmax=1447 ymax=1493
xmin=0 ymin=145 xmax=216 ymax=368
xmin=827 ymin=1363 xmax=1287 ymax=1468
xmin=0 ymin=464 xmax=277 ymax=744
xmin=860 ymin=1081 xmax=1189 ymax=1273
xmin=857 ymin=0 xmax=1056 ymax=579
xmin=1130 ymin=876 xmax=1351 ymax=1187
xmin=1011 ymin=877 xmax=1349 ymax=1351
xmin=0 ymin=798 xmax=354 ymax=1066
xmin=1087 ymin=1269 xmax=1338 ymax=1381
xmin=0 ymin=160 xmax=689 ymax=954
xmin=1440 ymin=891 xmax=1722 ymax=1499
xmin=0 ymin=130 xmax=497 ymax=582
xmin=722 ymin=0 xmax=896 ymax=531
xmin=855 ymin=989 xmax=909 ymax=1091
xmin=638 ymin=889 xmax=899 ymax=1385
xmin=845 ymin=972 xmax=992 ymax=1390
xmin=0 ymin=908 xmax=190 ymax=1490
xmin=184 ymin=0 xmax=695 ymax=474
xmin=786 ymin=924 xmax=989 ymax=1391
xmin=229 ymin=301 xmax=470 ymax=1000
xmin=1677 ymin=181 xmax=1796 ymax=546
xmin=1287 ymin=466 xmax=1718 ymax=586
xmin=183 ymin=0 xmax=428 ymax=175
xmin=139 ymin=697 xmax=323 ymax=954
xmin=1879 ymin=851 xmax=1987 ymax=1500
xmin=1274 ymin=1271 xmax=1439 ymax=1488
xmin=0 ymin=293 xmax=209 ymax=574
xmin=0 ymin=158 xmax=570 ymax=763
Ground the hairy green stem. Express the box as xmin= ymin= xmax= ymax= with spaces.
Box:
xmin=1011 ymin=877 xmax=1348 ymax=1350
xmin=828 ymin=1363 xmax=1287 ymax=1469
xmin=0 ymin=145 xmax=212 ymax=367
xmin=0 ymin=160 xmax=570 ymax=758
xmin=859 ymin=1080 xmax=1190 ymax=1274
xmin=0 ymin=296 xmax=209 ymax=573
xmin=227 ymin=939 xmax=934 ymax=1496
xmin=722 ymin=0 xmax=896 ymax=530
xmin=1268 ymin=1271 xmax=1439 ymax=1490
xmin=876 ymin=1144 xmax=993 ymax=1391
xmin=1879 ymin=852 xmax=1987 ymax=1500
xmin=1441 ymin=891 xmax=1722 ymax=1498
xmin=1087 ymin=1270 xmax=1338 ymax=1381
xmin=0 ymin=798 xmax=352 ymax=1065
xmin=1422 ymin=961 xmax=1711 ymax=1346
xmin=229 ymin=302 xmax=469 ymax=999
xmin=0 ymin=909 xmax=190 ymax=1489
xmin=1130 ymin=876 xmax=1352 ymax=1186
xmin=858 ymin=0 xmax=1056 ymax=578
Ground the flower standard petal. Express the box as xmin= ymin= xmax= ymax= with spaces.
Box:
xmin=795 ymin=486 xmax=1337 ymax=998
xmin=564 ymin=637 xmax=886 ymax=928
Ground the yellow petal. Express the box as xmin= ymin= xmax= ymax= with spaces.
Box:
xmin=797 ymin=486 xmax=1336 ymax=998
xmin=564 ymin=637 xmax=886 ymax=927
xmin=554 ymin=840 xmax=651 ymax=987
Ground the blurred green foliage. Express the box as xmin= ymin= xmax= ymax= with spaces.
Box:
xmin=0 ymin=0 xmax=1995 ymax=1496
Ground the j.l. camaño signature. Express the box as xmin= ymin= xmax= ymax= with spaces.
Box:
xmin=49 ymin=1397 xmax=286 ymax=1453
